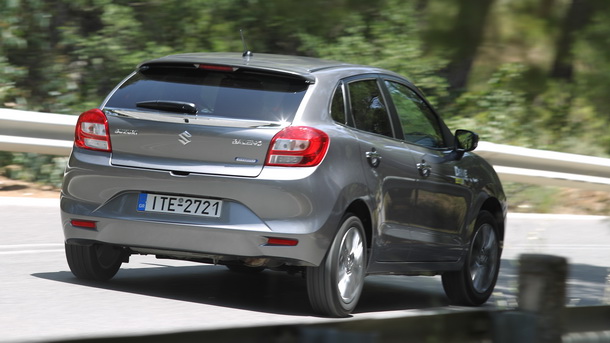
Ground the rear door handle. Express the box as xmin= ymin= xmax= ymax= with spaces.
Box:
xmin=366 ymin=149 xmax=381 ymax=168
xmin=417 ymin=161 xmax=432 ymax=178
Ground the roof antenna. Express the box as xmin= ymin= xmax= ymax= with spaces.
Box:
xmin=240 ymin=29 xmax=253 ymax=60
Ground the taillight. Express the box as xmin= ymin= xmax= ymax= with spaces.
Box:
xmin=265 ymin=126 xmax=330 ymax=167
xmin=75 ymin=109 xmax=111 ymax=152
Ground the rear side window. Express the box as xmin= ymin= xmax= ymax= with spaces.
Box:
xmin=330 ymin=84 xmax=346 ymax=124
xmin=104 ymin=65 xmax=309 ymax=122
xmin=348 ymin=79 xmax=393 ymax=138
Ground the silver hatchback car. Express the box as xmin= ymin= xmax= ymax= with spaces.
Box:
xmin=61 ymin=52 xmax=506 ymax=317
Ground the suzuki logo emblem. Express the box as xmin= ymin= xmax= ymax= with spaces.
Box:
xmin=178 ymin=131 xmax=192 ymax=145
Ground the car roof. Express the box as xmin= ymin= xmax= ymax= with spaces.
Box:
xmin=138 ymin=52 xmax=380 ymax=82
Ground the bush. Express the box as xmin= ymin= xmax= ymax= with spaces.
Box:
xmin=0 ymin=152 xmax=67 ymax=188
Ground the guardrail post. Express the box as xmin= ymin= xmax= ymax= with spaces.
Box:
xmin=518 ymin=254 xmax=568 ymax=343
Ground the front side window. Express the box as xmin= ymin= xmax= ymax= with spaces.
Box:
xmin=385 ymin=80 xmax=446 ymax=148
xmin=348 ymin=79 xmax=393 ymax=138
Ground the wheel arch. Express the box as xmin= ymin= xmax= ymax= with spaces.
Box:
xmin=479 ymin=197 xmax=506 ymax=245
xmin=344 ymin=199 xmax=373 ymax=257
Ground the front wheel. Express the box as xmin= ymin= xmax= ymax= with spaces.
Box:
xmin=442 ymin=211 xmax=501 ymax=306
xmin=65 ymin=243 xmax=125 ymax=281
xmin=306 ymin=214 xmax=366 ymax=317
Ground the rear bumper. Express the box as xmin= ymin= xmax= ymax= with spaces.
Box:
xmin=61 ymin=197 xmax=326 ymax=266
xmin=59 ymin=149 xmax=349 ymax=266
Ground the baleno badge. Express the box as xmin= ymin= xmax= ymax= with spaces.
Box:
xmin=114 ymin=129 xmax=138 ymax=135
xmin=232 ymin=138 xmax=262 ymax=147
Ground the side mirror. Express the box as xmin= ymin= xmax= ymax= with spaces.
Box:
xmin=454 ymin=129 xmax=479 ymax=152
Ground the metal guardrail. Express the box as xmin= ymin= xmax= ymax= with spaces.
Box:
xmin=0 ymin=108 xmax=75 ymax=155
xmin=476 ymin=142 xmax=610 ymax=191
xmin=1 ymin=108 xmax=610 ymax=190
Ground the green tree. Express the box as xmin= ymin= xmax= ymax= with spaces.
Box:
xmin=298 ymin=0 xmax=448 ymax=105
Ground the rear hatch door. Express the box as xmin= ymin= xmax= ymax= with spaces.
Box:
xmin=103 ymin=63 xmax=309 ymax=177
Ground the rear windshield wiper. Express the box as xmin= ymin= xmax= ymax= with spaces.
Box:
xmin=136 ymin=100 xmax=197 ymax=114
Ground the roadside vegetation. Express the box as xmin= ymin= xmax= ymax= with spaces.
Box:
xmin=1 ymin=0 xmax=609 ymax=213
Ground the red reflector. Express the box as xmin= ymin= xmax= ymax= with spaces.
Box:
xmin=70 ymin=220 xmax=97 ymax=229
xmin=196 ymin=64 xmax=236 ymax=72
xmin=266 ymin=237 xmax=298 ymax=246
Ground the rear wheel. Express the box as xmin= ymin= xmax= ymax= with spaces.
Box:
xmin=65 ymin=243 xmax=125 ymax=281
xmin=306 ymin=214 xmax=366 ymax=317
xmin=442 ymin=210 xmax=500 ymax=306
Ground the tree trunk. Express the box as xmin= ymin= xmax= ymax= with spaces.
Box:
xmin=537 ymin=0 xmax=557 ymax=18
xmin=444 ymin=0 xmax=495 ymax=92
xmin=550 ymin=0 xmax=594 ymax=81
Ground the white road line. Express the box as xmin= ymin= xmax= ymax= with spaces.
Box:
xmin=508 ymin=213 xmax=610 ymax=221
xmin=0 ymin=249 xmax=64 ymax=255
xmin=0 ymin=197 xmax=59 ymax=207
xmin=0 ymin=244 xmax=63 ymax=248
xmin=505 ymin=245 xmax=610 ymax=249
xmin=0 ymin=243 xmax=64 ymax=255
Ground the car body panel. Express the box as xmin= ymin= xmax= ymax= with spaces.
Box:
xmin=107 ymin=111 xmax=281 ymax=177
xmin=406 ymin=145 xmax=473 ymax=262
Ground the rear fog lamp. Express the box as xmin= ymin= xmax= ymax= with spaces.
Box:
xmin=71 ymin=219 xmax=97 ymax=229
xmin=265 ymin=237 xmax=299 ymax=246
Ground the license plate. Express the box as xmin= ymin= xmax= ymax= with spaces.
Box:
xmin=137 ymin=193 xmax=222 ymax=218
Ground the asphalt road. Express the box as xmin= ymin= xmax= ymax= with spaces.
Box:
xmin=1 ymin=197 xmax=609 ymax=342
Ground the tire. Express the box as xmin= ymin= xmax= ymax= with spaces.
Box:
xmin=306 ymin=214 xmax=366 ymax=317
xmin=442 ymin=210 xmax=501 ymax=306
xmin=65 ymin=243 xmax=124 ymax=281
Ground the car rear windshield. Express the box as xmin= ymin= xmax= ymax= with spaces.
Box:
xmin=104 ymin=64 xmax=310 ymax=123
